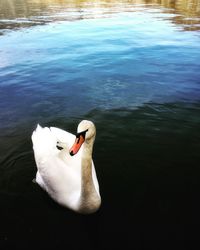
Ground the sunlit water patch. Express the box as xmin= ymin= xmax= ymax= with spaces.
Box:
xmin=0 ymin=10 xmax=200 ymax=130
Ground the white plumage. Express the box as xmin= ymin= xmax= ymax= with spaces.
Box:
xmin=32 ymin=120 xmax=101 ymax=214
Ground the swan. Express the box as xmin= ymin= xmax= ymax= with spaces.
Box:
xmin=31 ymin=120 xmax=101 ymax=214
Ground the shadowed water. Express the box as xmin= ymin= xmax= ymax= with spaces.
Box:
xmin=0 ymin=0 xmax=200 ymax=249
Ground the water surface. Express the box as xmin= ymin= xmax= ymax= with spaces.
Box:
xmin=0 ymin=0 xmax=200 ymax=249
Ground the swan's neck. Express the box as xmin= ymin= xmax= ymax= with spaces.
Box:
xmin=79 ymin=139 xmax=100 ymax=213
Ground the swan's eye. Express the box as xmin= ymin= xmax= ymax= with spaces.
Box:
xmin=76 ymin=129 xmax=88 ymax=139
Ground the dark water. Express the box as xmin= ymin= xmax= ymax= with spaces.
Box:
xmin=0 ymin=0 xmax=200 ymax=249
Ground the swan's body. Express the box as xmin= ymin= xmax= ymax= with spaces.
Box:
xmin=31 ymin=120 xmax=101 ymax=214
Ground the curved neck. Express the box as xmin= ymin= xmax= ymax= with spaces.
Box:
xmin=81 ymin=139 xmax=95 ymax=197
xmin=79 ymin=138 xmax=100 ymax=213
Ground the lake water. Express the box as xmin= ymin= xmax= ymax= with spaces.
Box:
xmin=0 ymin=0 xmax=200 ymax=249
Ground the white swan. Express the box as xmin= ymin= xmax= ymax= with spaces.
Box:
xmin=31 ymin=120 xmax=101 ymax=214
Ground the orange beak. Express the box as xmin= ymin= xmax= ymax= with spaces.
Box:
xmin=69 ymin=129 xmax=88 ymax=156
xmin=69 ymin=135 xmax=85 ymax=156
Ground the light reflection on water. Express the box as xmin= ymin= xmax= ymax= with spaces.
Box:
xmin=0 ymin=0 xmax=200 ymax=249
xmin=0 ymin=0 xmax=200 ymax=33
xmin=0 ymin=10 xmax=200 ymax=130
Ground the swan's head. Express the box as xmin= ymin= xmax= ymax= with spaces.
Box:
xmin=69 ymin=120 xmax=96 ymax=156
xmin=77 ymin=120 xmax=96 ymax=140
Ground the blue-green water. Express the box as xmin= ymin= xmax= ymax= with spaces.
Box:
xmin=0 ymin=1 xmax=200 ymax=249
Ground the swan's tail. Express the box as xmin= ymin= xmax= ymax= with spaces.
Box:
xmin=32 ymin=124 xmax=57 ymax=163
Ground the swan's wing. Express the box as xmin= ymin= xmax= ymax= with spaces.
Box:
xmin=32 ymin=124 xmax=83 ymax=179
xmin=50 ymin=126 xmax=75 ymax=151
xmin=32 ymin=124 xmax=57 ymax=164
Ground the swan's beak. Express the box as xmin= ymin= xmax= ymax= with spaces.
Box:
xmin=69 ymin=129 xmax=88 ymax=156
